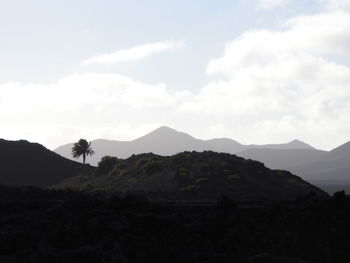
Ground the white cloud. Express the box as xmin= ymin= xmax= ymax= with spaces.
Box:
xmin=0 ymin=72 xmax=191 ymax=149
xmin=84 ymin=40 xmax=184 ymax=64
xmin=2 ymin=11 xmax=350 ymax=151
xmin=208 ymin=11 xmax=350 ymax=76
xmin=323 ymin=0 xmax=350 ymax=10
xmin=0 ymin=73 xmax=173 ymax=113
xmin=258 ymin=0 xmax=291 ymax=9
xmin=201 ymin=11 xmax=350 ymax=149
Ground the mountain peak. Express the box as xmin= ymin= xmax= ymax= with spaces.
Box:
xmin=145 ymin=126 xmax=184 ymax=137
xmin=330 ymin=140 xmax=350 ymax=154
xmin=288 ymin=139 xmax=314 ymax=149
xmin=133 ymin=126 xmax=195 ymax=143
xmin=153 ymin=126 xmax=178 ymax=133
xmin=289 ymin=139 xmax=304 ymax=145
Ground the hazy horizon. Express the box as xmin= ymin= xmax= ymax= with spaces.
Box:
xmin=53 ymin=125 xmax=321 ymax=151
xmin=1 ymin=0 xmax=350 ymax=151
xmin=0 ymin=125 xmax=320 ymax=150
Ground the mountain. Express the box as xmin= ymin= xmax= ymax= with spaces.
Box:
xmin=0 ymin=139 xmax=94 ymax=187
xmin=291 ymin=141 xmax=350 ymax=181
xmin=131 ymin=126 xmax=209 ymax=153
xmin=55 ymin=151 xmax=328 ymax=202
xmin=54 ymin=126 xmax=314 ymax=166
xmin=237 ymin=148 xmax=327 ymax=170
xmin=231 ymin=140 xmax=350 ymax=194
xmin=247 ymin=139 xmax=315 ymax=150
xmin=206 ymin=138 xmax=246 ymax=153
xmin=55 ymin=126 xmax=210 ymax=165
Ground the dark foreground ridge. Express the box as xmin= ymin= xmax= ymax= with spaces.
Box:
xmin=0 ymin=185 xmax=348 ymax=263
xmin=0 ymin=139 xmax=94 ymax=187
xmin=56 ymin=151 xmax=327 ymax=202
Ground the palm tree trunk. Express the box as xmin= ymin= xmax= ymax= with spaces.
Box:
xmin=83 ymin=153 xmax=86 ymax=164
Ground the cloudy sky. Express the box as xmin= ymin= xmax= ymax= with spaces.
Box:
xmin=1 ymin=0 xmax=350 ymax=150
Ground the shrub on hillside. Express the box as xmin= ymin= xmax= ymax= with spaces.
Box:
xmin=143 ymin=159 xmax=162 ymax=175
xmin=95 ymin=156 xmax=120 ymax=176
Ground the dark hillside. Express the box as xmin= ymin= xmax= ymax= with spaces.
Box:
xmin=0 ymin=185 xmax=347 ymax=263
xmin=56 ymin=151 xmax=327 ymax=202
xmin=0 ymin=139 xmax=94 ymax=187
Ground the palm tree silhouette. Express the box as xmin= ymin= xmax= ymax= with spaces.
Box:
xmin=72 ymin=139 xmax=95 ymax=164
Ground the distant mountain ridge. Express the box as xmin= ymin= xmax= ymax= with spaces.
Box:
xmin=247 ymin=139 xmax=315 ymax=150
xmin=238 ymin=148 xmax=327 ymax=170
xmin=54 ymin=126 xmax=314 ymax=166
xmin=238 ymin=140 xmax=350 ymax=187
xmin=291 ymin=141 xmax=350 ymax=181
xmin=54 ymin=126 xmax=350 ymax=191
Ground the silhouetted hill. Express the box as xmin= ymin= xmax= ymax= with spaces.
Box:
xmin=0 ymin=139 xmax=94 ymax=187
xmin=55 ymin=151 xmax=327 ymax=202
xmin=54 ymin=126 xmax=315 ymax=166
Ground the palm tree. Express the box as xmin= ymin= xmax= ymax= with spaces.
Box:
xmin=72 ymin=139 xmax=95 ymax=164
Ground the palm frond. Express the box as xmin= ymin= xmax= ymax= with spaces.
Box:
xmin=71 ymin=139 xmax=95 ymax=161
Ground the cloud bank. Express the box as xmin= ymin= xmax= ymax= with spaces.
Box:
xmin=84 ymin=40 xmax=184 ymax=64
xmin=204 ymin=11 xmax=350 ymax=149
xmin=1 ymin=10 xmax=350 ymax=150
xmin=324 ymin=0 xmax=350 ymax=10
xmin=258 ymin=0 xmax=291 ymax=9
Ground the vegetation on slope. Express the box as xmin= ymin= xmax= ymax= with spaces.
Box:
xmin=56 ymin=151 xmax=327 ymax=202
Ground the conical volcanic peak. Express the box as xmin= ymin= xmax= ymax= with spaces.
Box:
xmin=133 ymin=126 xmax=195 ymax=142
xmin=287 ymin=139 xmax=315 ymax=150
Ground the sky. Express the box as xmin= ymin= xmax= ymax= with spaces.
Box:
xmin=1 ymin=0 xmax=350 ymax=150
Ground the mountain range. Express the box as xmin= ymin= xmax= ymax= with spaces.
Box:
xmin=54 ymin=126 xmax=315 ymax=165
xmin=55 ymin=126 xmax=350 ymax=193
xmin=0 ymin=137 xmax=328 ymax=202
